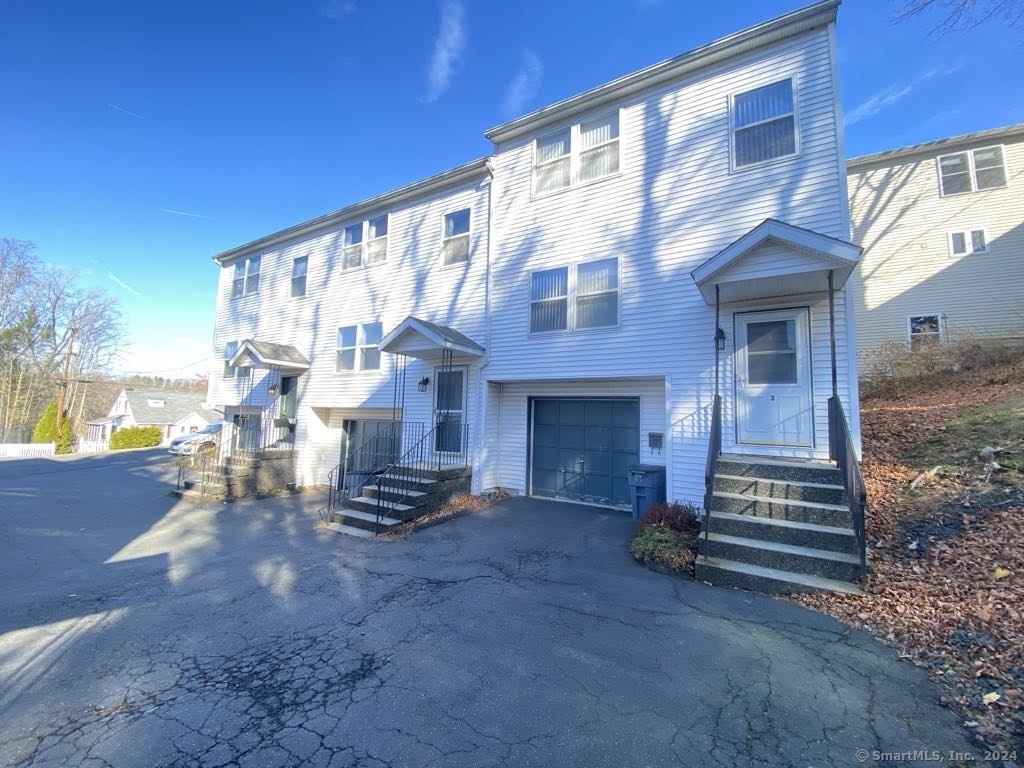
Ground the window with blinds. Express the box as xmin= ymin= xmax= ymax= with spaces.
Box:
xmin=938 ymin=146 xmax=1007 ymax=196
xmin=732 ymin=79 xmax=797 ymax=169
xmin=530 ymin=257 xmax=619 ymax=334
xmin=533 ymin=111 xmax=620 ymax=195
xmin=442 ymin=208 xmax=471 ymax=265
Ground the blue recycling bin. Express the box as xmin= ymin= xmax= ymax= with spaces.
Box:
xmin=628 ymin=463 xmax=666 ymax=519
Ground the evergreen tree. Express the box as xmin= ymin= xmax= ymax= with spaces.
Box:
xmin=30 ymin=400 xmax=72 ymax=453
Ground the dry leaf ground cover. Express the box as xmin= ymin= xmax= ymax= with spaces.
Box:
xmin=792 ymin=353 xmax=1024 ymax=756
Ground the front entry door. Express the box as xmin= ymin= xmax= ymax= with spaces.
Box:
xmin=434 ymin=366 xmax=466 ymax=454
xmin=735 ymin=308 xmax=813 ymax=447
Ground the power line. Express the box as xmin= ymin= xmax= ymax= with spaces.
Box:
xmin=116 ymin=356 xmax=212 ymax=376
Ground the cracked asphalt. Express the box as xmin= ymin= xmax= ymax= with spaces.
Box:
xmin=0 ymin=450 xmax=986 ymax=767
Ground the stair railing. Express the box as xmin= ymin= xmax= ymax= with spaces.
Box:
xmin=371 ymin=421 xmax=470 ymax=534
xmin=702 ymin=394 xmax=722 ymax=542
xmin=828 ymin=396 xmax=867 ymax=575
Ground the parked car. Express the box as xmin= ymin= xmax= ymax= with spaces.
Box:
xmin=168 ymin=423 xmax=223 ymax=456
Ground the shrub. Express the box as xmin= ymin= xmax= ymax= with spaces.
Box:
xmin=109 ymin=426 xmax=163 ymax=450
xmin=31 ymin=401 xmax=73 ymax=454
xmin=629 ymin=527 xmax=695 ymax=572
xmin=636 ymin=501 xmax=701 ymax=537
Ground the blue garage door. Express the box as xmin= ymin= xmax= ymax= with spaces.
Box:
xmin=530 ymin=398 xmax=639 ymax=507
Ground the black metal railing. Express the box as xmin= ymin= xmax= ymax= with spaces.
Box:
xmin=828 ymin=396 xmax=868 ymax=575
xmin=702 ymin=394 xmax=722 ymax=542
xmin=175 ymin=449 xmax=215 ymax=496
xmin=370 ymin=420 xmax=470 ymax=533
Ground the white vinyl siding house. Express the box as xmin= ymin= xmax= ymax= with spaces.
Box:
xmin=206 ymin=1 xmax=860 ymax=510
xmin=848 ymin=125 xmax=1024 ymax=354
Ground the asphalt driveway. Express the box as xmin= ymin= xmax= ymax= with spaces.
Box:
xmin=0 ymin=450 xmax=985 ymax=767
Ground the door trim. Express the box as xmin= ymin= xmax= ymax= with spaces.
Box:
xmin=733 ymin=306 xmax=814 ymax=448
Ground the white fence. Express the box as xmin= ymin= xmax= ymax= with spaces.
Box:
xmin=0 ymin=443 xmax=55 ymax=458
xmin=77 ymin=439 xmax=110 ymax=453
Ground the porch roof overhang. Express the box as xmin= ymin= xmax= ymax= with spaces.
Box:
xmin=690 ymin=219 xmax=862 ymax=305
xmin=379 ymin=316 xmax=485 ymax=360
xmin=229 ymin=340 xmax=310 ymax=371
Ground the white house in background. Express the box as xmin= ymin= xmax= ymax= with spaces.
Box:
xmin=83 ymin=389 xmax=219 ymax=449
xmin=206 ymin=0 xmax=867 ymax=594
xmin=848 ymin=124 xmax=1024 ymax=354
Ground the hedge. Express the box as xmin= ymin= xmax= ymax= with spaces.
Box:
xmin=109 ymin=425 xmax=163 ymax=450
xmin=31 ymin=401 xmax=73 ymax=454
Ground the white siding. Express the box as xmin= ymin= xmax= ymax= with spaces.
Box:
xmin=487 ymin=26 xmax=848 ymax=504
xmin=489 ymin=377 xmax=667 ymax=497
xmin=849 ymin=135 xmax=1024 ymax=352
xmin=209 ymin=176 xmax=490 ymax=486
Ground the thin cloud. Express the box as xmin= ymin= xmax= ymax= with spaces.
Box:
xmin=423 ymin=0 xmax=466 ymax=103
xmin=108 ymin=273 xmax=143 ymax=298
xmin=161 ymin=208 xmax=215 ymax=220
xmin=502 ymin=50 xmax=543 ymax=118
xmin=846 ymin=64 xmax=963 ymax=126
xmin=322 ymin=0 xmax=355 ymax=19
xmin=108 ymin=103 xmax=162 ymax=128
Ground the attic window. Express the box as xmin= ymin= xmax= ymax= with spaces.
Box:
xmin=147 ymin=399 xmax=165 ymax=407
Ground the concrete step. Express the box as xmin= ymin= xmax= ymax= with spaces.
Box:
xmin=694 ymin=555 xmax=864 ymax=596
xmin=325 ymin=521 xmax=375 ymax=538
xmin=699 ymin=532 xmax=863 ymax=582
xmin=345 ymin=496 xmax=416 ymax=517
xmin=331 ymin=507 xmax=403 ymax=532
xmin=714 ymin=474 xmax=845 ymax=505
xmin=706 ymin=511 xmax=858 ymax=554
xmin=390 ymin=463 xmax=471 ymax=482
xmin=717 ymin=455 xmax=841 ymax=484
xmin=711 ymin=491 xmax=850 ymax=526
xmin=362 ymin=485 xmax=430 ymax=504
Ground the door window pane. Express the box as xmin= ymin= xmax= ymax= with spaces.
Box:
xmin=748 ymin=352 xmax=797 ymax=384
xmin=747 ymin=320 xmax=795 ymax=353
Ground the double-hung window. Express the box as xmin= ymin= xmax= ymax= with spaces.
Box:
xmin=291 ymin=255 xmax=308 ymax=297
xmin=343 ymin=215 xmax=389 ymax=269
xmin=533 ymin=111 xmax=620 ymax=195
xmin=938 ymin=146 xmax=1007 ymax=196
xmin=231 ymin=255 xmax=261 ymax=297
xmin=909 ymin=314 xmax=944 ymax=350
xmin=732 ymin=78 xmax=797 ymax=169
xmin=530 ymin=257 xmax=619 ymax=333
xmin=337 ymin=322 xmax=384 ymax=372
xmin=442 ymin=208 xmax=471 ymax=265
xmin=948 ymin=229 xmax=988 ymax=256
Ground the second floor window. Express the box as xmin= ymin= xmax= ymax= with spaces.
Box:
xmin=291 ymin=255 xmax=308 ymax=297
xmin=732 ymin=79 xmax=796 ymax=169
xmin=938 ymin=146 xmax=1007 ymax=196
xmin=343 ymin=214 xmax=389 ymax=269
xmin=231 ymin=256 xmax=261 ymax=297
xmin=530 ymin=257 xmax=619 ymax=333
xmin=533 ymin=111 xmax=620 ymax=195
xmin=442 ymin=208 xmax=471 ymax=265
xmin=337 ymin=322 xmax=384 ymax=371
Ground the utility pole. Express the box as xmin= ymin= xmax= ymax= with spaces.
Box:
xmin=55 ymin=330 xmax=77 ymax=435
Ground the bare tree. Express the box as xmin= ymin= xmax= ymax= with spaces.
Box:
xmin=0 ymin=238 xmax=126 ymax=440
xmin=897 ymin=0 xmax=1023 ymax=31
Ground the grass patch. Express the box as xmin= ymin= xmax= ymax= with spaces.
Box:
xmin=900 ymin=400 xmax=1024 ymax=472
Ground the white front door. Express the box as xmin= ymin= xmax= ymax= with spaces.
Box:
xmin=735 ymin=308 xmax=813 ymax=447
xmin=434 ymin=366 xmax=466 ymax=453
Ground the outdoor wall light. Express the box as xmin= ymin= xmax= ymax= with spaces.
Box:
xmin=417 ymin=377 xmax=431 ymax=392
xmin=267 ymin=382 xmax=279 ymax=395
xmin=715 ymin=327 xmax=726 ymax=351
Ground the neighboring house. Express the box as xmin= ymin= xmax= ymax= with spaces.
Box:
xmin=206 ymin=0 xmax=866 ymax=594
xmin=848 ymin=124 xmax=1024 ymax=355
xmin=83 ymin=389 xmax=219 ymax=449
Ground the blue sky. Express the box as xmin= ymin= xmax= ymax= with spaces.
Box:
xmin=1 ymin=0 xmax=1020 ymax=378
